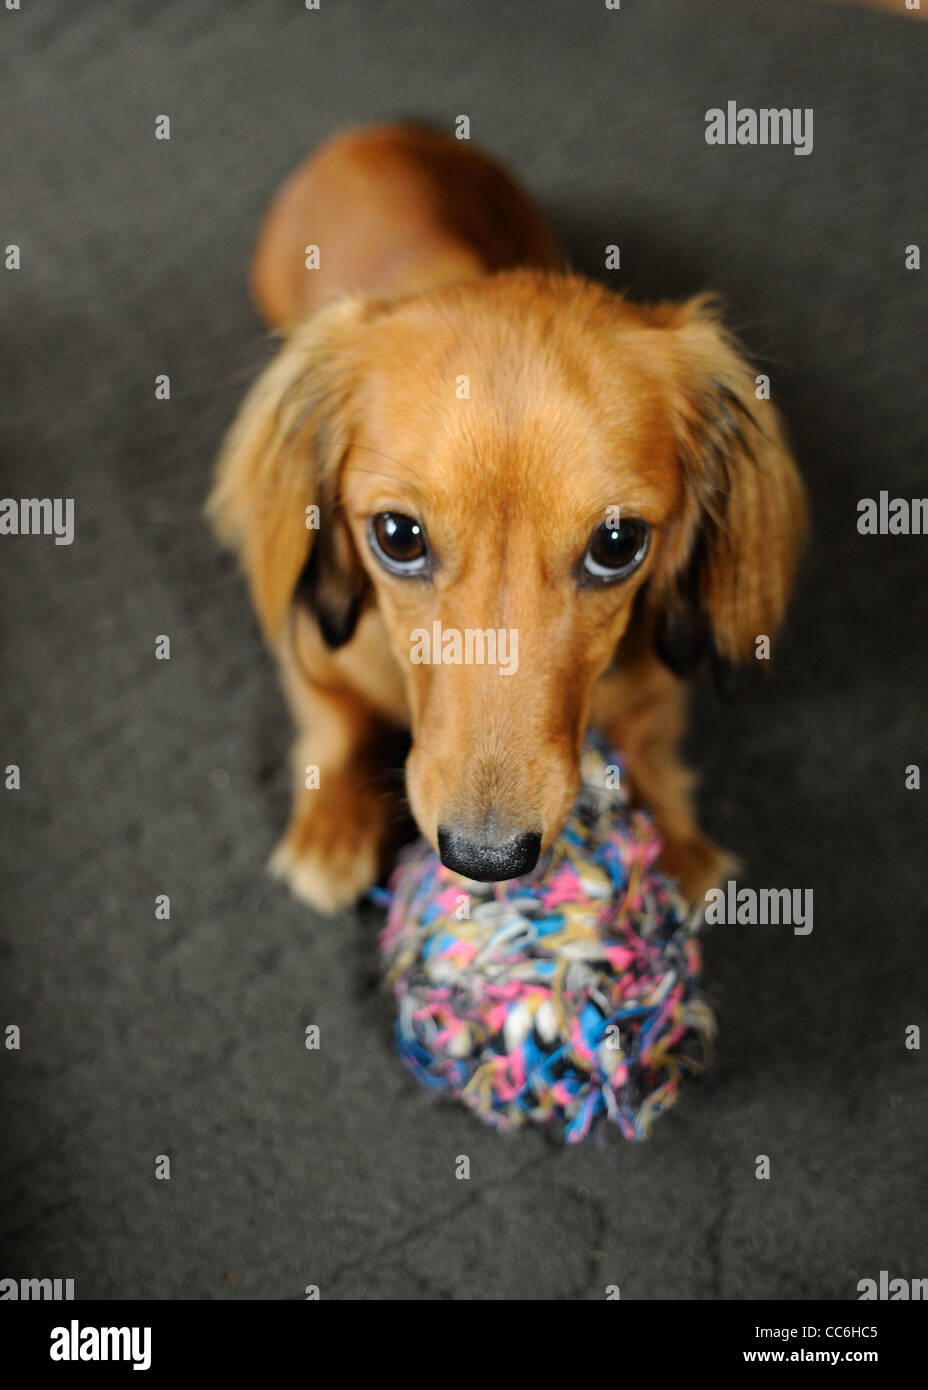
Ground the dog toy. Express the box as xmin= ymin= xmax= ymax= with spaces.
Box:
xmin=376 ymin=735 xmax=714 ymax=1143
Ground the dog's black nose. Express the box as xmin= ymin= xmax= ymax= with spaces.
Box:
xmin=437 ymin=827 xmax=541 ymax=882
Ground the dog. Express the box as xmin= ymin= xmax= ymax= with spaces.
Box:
xmin=209 ymin=122 xmax=806 ymax=914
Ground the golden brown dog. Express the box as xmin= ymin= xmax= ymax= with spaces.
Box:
xmin=209 ymin=122 xmax=806 ymax=913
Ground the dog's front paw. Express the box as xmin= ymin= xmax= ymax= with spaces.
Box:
xmin=658 ymin=831 xmax=737 ymax=907
xmin=269 ymin=802 xmax=383 ymax=915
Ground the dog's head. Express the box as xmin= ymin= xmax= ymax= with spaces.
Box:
xmin=211 ymin=271 xmax=805 ymax=879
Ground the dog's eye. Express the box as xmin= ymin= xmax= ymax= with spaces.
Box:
xmin=368 ymin=512 xmax=429 ymax=575
xmin=582 ymin=518 xmax=649 ymax=582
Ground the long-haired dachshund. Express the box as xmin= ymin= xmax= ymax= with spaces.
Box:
xmin=209 ymin=122 xmax=806 ymax=913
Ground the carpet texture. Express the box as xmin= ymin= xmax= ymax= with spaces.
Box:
xmin=1 ymin=0 xmax=926 ymax=1300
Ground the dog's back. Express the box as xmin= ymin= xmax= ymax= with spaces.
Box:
xmin=250 ymin=122 xmax=561 ymax=327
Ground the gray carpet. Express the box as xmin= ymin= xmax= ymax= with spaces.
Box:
xmin=1 ymin=0 xmax=926 ymax=1300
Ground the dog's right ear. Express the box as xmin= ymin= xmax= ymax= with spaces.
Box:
xmin=208 ymin=295 xmax=382 ymax=648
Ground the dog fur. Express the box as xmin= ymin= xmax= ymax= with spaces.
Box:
xmin=209 ymin=122 xmax=806 ymax=913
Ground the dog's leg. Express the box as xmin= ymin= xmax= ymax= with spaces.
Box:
xmin=590 ymin=654 xmax=735 ymax=903
xmin=268 ymin=636 xmax=408 ymax=914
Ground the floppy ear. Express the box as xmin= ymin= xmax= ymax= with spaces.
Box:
xmin=208 ymin=295 xmax=379 ymax=648
xmin=649 ymin=296 xmax=807 ymax=676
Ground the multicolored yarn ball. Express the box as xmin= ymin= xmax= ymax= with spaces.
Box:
xmin=377 ymin=736 xmax=715 ymax=1143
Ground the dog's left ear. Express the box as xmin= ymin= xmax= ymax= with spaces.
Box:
xmin=648 ymin=296 xmax=807 ymax=676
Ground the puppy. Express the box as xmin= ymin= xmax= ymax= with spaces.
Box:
xmin=210 ymin=122 xmax=806 ymax=913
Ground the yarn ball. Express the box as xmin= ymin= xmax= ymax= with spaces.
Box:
xmin=377 ymin=736 xmax=715 ymax=1143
